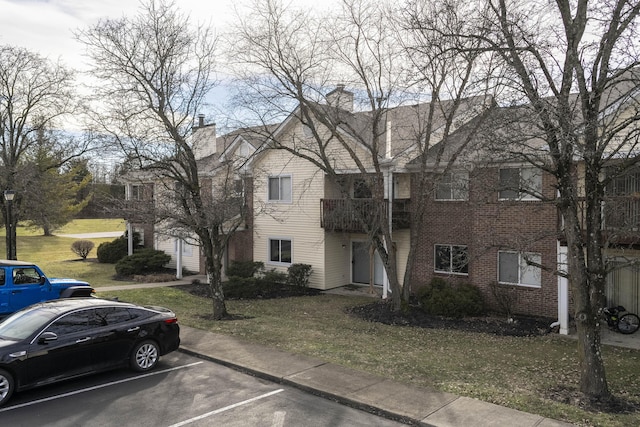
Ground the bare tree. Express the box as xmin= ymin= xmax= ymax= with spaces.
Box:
xmin=0 ymin=44 xmax=87 ymax=256
xmin=229 ymin=0 xmax=493 ymax=309
xmin=452 ymin=0 xmax=640 ymax=401
xmin=76 ymin=0 xmax=242 ymax=320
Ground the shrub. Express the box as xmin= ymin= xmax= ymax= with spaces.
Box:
xmin=287 ymin=263 xmax=312 ymax=287
xmin=417 ymin=278 xmax=485 ymax=318
xmin=115 ymin=248 xmax=171 ymax=277
xmin=260 ymin=269 xmax=288 ymax=284
xmin=97 ymin=232 xmax=141 ymax=264
xmin=227 ymin=261 xmax=264 ymax=278
xmin=489 ymin=281 xmax=517 ymax=320
xmin=71 ymin=240 xmax=95 ymax=260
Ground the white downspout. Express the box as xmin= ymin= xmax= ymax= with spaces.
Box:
xmin=125 ymin=184 xmax=134 ymax=256
xmin=557 ymin=242 xmax=569 ymax=335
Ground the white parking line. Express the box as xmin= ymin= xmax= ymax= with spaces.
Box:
xmin=0 ymin=361 xmax=203 ymax=413
xmin=272 ymin=410 xmax=286 ymax=427
xmin=168 ymin=389 xmax=285 ymax=427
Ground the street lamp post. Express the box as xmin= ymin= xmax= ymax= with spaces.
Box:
xmin=4 ymin=190 xmax=16 ymax=260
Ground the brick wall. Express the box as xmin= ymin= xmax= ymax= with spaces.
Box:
xmin=411 ymin=167 xmax=560 ymax=318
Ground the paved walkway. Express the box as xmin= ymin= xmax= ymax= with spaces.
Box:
xmin=95 ymin=279 xmax=639 ymax=426
xmin=56 ymin=231 xmax=124 ymax=239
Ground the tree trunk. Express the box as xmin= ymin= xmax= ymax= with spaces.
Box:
xmin=563 ymin=192 xmax=611 ymax=399
xmin=202 ymin=236 xmax=229 ymax=320
xmin=574 ymin=308 xmax=608 ymax=397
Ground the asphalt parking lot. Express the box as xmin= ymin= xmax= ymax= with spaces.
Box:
xmin=0 ymin=352 xmax=406 ymax=426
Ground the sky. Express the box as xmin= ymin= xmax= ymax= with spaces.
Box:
xmin=0 ymin=0 xmax=337 ymax=120
xmin=0 ymin=0 xmax=238 ymax=72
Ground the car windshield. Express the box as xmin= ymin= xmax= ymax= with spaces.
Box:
xmin=0 ymin=306 xmax=59 ymax=340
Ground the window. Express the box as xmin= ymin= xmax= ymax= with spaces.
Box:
xmin=45 ymin=311 xmax=92 ymax=335
xmin=130 ymin=185 xmax=143 ymax=201
xmin=498 ymin=251 xmax=541 ymax=287
xmin=269 ymin=238 xmax=292 ymax=264
xmin=268 ymin=176 xmax=292 ymax=202
xmin=233 ymin=178 xmax=244 ymax=197
xmin=353 ymin=178 xmax=372 ymax=199
xmin=93 ymin=307 xmax=132 ymax=326
xmin=434 ymin=245 xmax=469 ymax=274
xmin=13 ymin=267 xmax=42 ymax=285
xmin=499 ymin=167 xmax=542 ymax=200
xmin=436 ymin=172 xmax=469 ymax=201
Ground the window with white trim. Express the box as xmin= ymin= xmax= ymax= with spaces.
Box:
xmin=436 ymin=172 xmax=469 ymax=201
xmin=499 ymin=167 xmax=542 ymax=200
xmin=434 ymin=244 xmax=469 ymax=274
xmin=269 ymin=238 xmax=292 ymax=264
xmin=498 ymin=251 xmax=541 ymax=287
xmin=268 ymin=176 xmax=292 ymax=202
xmin=130 ymin=184 xmax=143 ymax=201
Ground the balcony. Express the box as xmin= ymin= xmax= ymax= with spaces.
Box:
xmin=559 ymin=196 xmax=640 ymax=245
xmin=320 ymin=198 xmax=411 ymax=232
xmin=603 ymin=196 xmax=640 ymax=230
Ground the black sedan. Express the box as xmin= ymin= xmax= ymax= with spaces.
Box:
xmin=0 ymin=298 xmax=180 ymax=406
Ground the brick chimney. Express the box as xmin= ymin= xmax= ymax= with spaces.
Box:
xmin=191 ymin=114 xmax=217 ymax=159
xmin=326 ymin=84 xmax=354 ymax=112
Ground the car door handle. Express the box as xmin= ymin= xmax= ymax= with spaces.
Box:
xmin=76 ymin=337 xmax=91 ymax=343
xmin=127 ymin=327 xmax=140 ymax=332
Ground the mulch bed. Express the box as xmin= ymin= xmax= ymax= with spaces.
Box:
xmin=177 ymin=282 xmax=322 ymax=300
xmin=347 ymin=300 xmax=554 ymax=337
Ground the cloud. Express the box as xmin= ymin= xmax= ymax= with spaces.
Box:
xmin=0 ymin=0 xmax=141 ymax=68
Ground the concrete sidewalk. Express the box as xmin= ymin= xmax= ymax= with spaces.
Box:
xmin=177 ymin=325 xmax=573 ymax=427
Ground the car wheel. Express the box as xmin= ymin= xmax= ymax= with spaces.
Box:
xmin=0 ymin=369 xmax=15 ymax=407
xmin=130 ymin=340 xmax=159 ymax=372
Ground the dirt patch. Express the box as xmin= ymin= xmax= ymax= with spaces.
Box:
xmin=545 ymin=386 xmax=640 ymax=414
xmin=347 ymin=300 xmax=553 ymax=337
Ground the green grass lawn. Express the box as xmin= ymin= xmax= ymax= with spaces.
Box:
xmin=101 ymin=287 xmax=640 ymax=427
xmin=0 ymin=218 xmax=131 ymax=286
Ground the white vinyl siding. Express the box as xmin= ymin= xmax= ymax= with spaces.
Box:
xmin=155 ymin=236 xmax=199 ymax=273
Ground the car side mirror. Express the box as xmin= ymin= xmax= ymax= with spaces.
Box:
xmin=38 ymin=331 xmax=58 ymax=344
xmin=39 ymin=276 xmax=46 ymax=285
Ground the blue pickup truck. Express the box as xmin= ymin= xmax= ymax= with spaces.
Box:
xmin=0 ymin=260 xmax=94 ymax=315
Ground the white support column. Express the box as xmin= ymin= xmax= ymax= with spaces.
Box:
xmin=127 ymin=222 xmax=134 ymax=256
xmin=382 ymin=168 xmax=393 ymax=299
xmin=176 ymin=239 xmax=183 ymax=279
xmin=557 ymin=242 xmax=570 ymax=335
